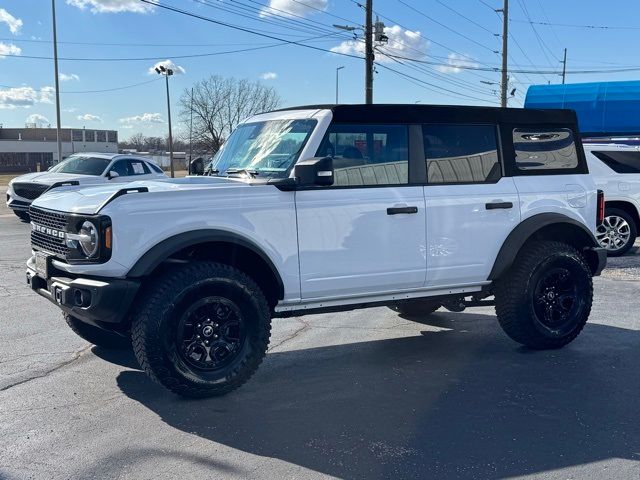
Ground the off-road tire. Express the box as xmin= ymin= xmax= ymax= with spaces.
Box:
xmin=14 ymin=210 xmax=29 ymax=222
xmin=64 ymin=313 xmax=130 ymax=349
xmin=131 ymin=262 xmax=271 ymax=398
xmin=495 ymin=240 xmax=593 ymax=350
xmin=389 ymin=299 xmax=441 ymax=318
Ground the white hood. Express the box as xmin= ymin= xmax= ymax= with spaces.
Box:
xmin=31 ymin=176 xmax=249 ymax=215
xmin=11 ymin=171 xmax=107 ymax=187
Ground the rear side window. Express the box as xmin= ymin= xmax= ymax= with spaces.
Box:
xmin=592 ymin=151 xmax=640 ymax=174
xmin=316 ymin=124 xmax=409 ymax=186
xmin=513 ymin=128 xmax=579 ymax=171
xmin=148 ymin=162 xmax=164 ymax=173
xmin=423 ymin=124 xmax=500 ymax=184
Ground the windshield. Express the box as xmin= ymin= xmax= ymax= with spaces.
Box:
xmin=212 ymin=119 xmax=316 ymax=178
xmin=49 ymin=155 xmax=111 ymax=176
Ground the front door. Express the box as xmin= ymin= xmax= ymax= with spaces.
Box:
xmin=295 ymin=123 xmax=427 ymax=299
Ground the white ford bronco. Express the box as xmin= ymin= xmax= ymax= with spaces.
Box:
xmin=25 ymin=105 xmax=606 ymax=397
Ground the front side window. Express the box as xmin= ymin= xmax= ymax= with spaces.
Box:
xmin=49 ymin=155 xmax=111 ymax=176
xmin=592 ymin=150 xmax=640 ymax=174
xmin=316 ymin=124 xmax=409 ymax=186
xmin=109 ymin=160 xmax=129 ymax=177
xmin=514 ymin=128 xmax=578 ymax=171
xmin=423 ymin=124 xmax=500 ymax=184
xmin=213 ymin=119 xmax=316 ymax=178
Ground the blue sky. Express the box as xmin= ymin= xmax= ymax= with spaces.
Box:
xmin=1 ymin=0 xmax=639 ymax=140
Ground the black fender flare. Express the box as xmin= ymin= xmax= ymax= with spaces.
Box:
xmin=127 ymin=229 xmax=285 ymax=298
xmin=488 ymin=213 xmax=600 ymax=280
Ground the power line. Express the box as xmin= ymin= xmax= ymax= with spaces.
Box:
xmin=510 ymin=18 xmax=640 ymax=30
xmin=0 ymin=77 xmax=162 ymax=94
xmin=0 ymin=31 xmax=348 ymax=61
xmin=396 ymin=0 xmax=497 ymax=53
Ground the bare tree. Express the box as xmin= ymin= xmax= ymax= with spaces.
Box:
xmin=179 ymin=76 xmax=282 ymax=154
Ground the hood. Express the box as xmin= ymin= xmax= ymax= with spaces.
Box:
xmin=31 ymin=175 xmax=249 ymax=215
xmin=10 ymin=171 xmax=106 ymax=186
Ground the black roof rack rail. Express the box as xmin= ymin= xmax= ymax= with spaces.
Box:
xmin=97 ymin=187 xmax=149 ymax=213
xmin=42 ymin=180 xmax=80 ymax=194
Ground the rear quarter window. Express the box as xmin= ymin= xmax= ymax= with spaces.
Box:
xmin=592 ymin=151 xmax=640 ymax=174
xmin=513 ymin=128 xmax=580 ymax=172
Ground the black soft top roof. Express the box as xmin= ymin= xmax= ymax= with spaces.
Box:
xmin=275 ymin=104 xmax=579 ymax=126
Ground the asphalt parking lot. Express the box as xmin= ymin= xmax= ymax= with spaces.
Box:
xmin=0 ymin=188 xmax=639 ymax=480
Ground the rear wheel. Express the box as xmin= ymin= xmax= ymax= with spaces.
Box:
xmin=64 ymin=313 xmax=130 ymax=349
xmin=596 ymin=207 xmax=637 ymax=256
xmin=14 ymin=210 xmax=29 ymax=222
xmin=131 ymin=262 xmax=271 ymax=398
xmin=495 ymin=240 xmax=593 ymax=349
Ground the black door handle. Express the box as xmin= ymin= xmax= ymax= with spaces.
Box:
xmin=485 ymin=201 xmax=513 ymax=210
xmin=387 ymin=206 xmax=418 ymax=215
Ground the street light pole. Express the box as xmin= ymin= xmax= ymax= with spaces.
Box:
xmin=155 ymin=65 xmax=175 ymax=178
xmin=335 ymin=66 xmax=344 ymax=104
xmin=51 ymin=0 xmax=62 ymax=164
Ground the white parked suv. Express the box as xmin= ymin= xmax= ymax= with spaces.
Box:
xmin=6 ymin=152 xmax=166 ymax=221
xmin=24 ymin=105 xmax=606 ymax=397
xmin=584 ymin=143 xmax=640 ymax=255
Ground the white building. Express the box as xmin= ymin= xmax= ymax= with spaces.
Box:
xmin=0 ymin=127 xmax=118 ymax=172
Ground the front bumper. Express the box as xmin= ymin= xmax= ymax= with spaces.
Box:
xmin=26 ymin=257 xmax=140 ymax=330
xmin=6 ymin=193 xmax=31 ymax=212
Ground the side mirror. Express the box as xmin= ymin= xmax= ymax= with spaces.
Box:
xmin=293 ymin=157 xmax=334 ymax=187
xmin=190 ymin=157 xmax=204 ymax=176
xmin=107 ymin=170 xmax=120 ymax=180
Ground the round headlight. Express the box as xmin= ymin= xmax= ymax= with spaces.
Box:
xmin=79 ymin=221 xmax=98 ymax=257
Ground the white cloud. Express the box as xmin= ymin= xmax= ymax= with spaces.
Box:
xmin=25 ymin=113 xmax=50 ymax=126
xmin=260 ymin=0 xmax=327 ymax=17
xmin=0 ymin=42 xmax=20 ymax=58
xmin=260 ymin=72 xmax=278 ymax=80
xmin=148 ymin=59 xmax=186 ymax=75
xmin=331 ymin=25 xmax=429 ymax=62
xmin=0 ymin=8 xmax=22 ymax=34
xmin=437 ymin=53 xmax=480 ymax=74
xmin=66 ymin=0 xmax=155 ymax=14
xmin=119 ymin=112 xmax=164 ymax=124
xmin=39 ymin=86 xmax=55 ymax=104
xmin=59 ymin=73 xmax=80 ymax=82
xmin=77 ymin=113 xmax=102 ymax=122
xmin=63 ymin=107 xmax=78 ymax=113
xmin=0 ymin=86 xmax=54 ymax=109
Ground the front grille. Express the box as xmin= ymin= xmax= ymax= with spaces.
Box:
xmin=12 ymin=183 xmax=49 ymax=200
xmin=29 ymin=207 xmax=70 ymax=257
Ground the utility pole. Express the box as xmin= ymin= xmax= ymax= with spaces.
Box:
xmin=561 ymin=48 xmax=567 ymax=84
xmin=335 ymin=66 xmax=344 ymax=104
xmin=365 ymin=0 xmax=373 ymax=104
xmin=188 ymin=86 xmax=193 ymax=173
xmin=51 ymin=0 xmax=62 ymax=164
xmin=497 ymin=0 xmax=509 ymax=107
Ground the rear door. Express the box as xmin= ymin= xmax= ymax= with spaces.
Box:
xmin=423 ymin=123 xmax=520 ymax=286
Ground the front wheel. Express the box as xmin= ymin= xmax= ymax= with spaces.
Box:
xmin=131 ymin=262 xmax=271 ymax=398
xmin=495 ymin=241 xmax=593 ymax=349
xmin=596 ymin=208 xmax=637 ymax=256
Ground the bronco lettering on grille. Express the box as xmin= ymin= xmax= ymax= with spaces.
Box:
xmin=31 ymin=222 xmax=66 ymax=239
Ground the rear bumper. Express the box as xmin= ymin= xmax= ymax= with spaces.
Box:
xmin=26 ymin=257 xmax=140 ymax=329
